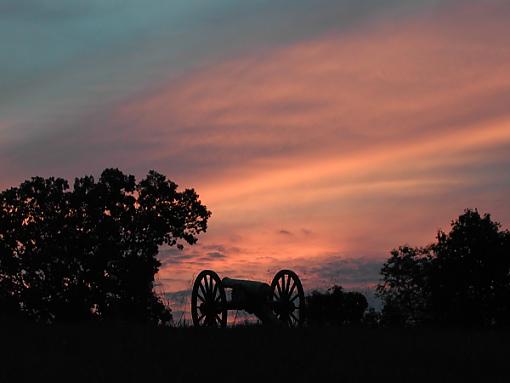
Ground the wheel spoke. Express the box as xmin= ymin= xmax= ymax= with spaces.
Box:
xmin=208 ymin=278 xmax=214 ymax=299
xmin=212 ymin=280 xmax=218 ymax=299
xmin=285 ymin=275 xmax=292 ymax=295
xmin=209 ymin=278 xmax=215 ymax=298
xmin=288 ymin=280 xmax=296 ymax=297
xmin=199 ymin=282 xmax=207 ymax=300
xmin=290 ymin=312 xmax=299 ymax=323
xmin=281 ymin=275 xmax=286 ymax=296
xmin=202 ymin=276 xmax=207 ymax=294
xmin=276 ymin=280 xmax=282 ymax=296
xmin=197 ymin=292 xmax=206 ymax=302
xmin=290 ymin=293 xmax=300 ymax=303
xmin=205 ymin=275 xmax=211 ymax=295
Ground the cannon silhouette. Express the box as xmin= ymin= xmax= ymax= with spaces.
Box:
xmin=191 ymin=270 xmax=305 ymax=327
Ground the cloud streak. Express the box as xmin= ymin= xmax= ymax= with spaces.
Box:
xmin=1 ymin=0 xmax=510 ymax=295
xmin=143 ymin=0 xmax=510 ymax=292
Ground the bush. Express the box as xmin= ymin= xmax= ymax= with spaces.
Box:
xmin=306 ymin=285 xmax=368 ymax=326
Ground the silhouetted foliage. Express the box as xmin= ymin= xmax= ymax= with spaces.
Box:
xmin=362 ymin=307 xmax=381 ymax=327
xmin=377 ymin=246 xmax=432 ymax=326
xmin=377 ymin=209 xmax=510 ymax=326
xmin=0 ymin=169 xmax=211 ymax=324
xmin=306 ymin=285 xmax=368 ymax=326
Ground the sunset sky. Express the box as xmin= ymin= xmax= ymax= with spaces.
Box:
xmin=1 ymin=0 xmax=510 ymax=311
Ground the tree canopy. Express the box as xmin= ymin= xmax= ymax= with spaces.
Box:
xmin=377 ymin=209 xmax=510 ymax=326
xmin=306 ymin=285 xmax=368 ymax=326
xmin=0 ymin=169 xmax=211 ymax=324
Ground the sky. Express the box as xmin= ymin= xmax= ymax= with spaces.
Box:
xmin=1 ymin=0 xmax=510 ymax=313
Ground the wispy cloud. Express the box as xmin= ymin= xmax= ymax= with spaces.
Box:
xmin=1 ymin=1 xmax=509 ymax=294
xmin=145 ymin=0 xmax=510 ymax=292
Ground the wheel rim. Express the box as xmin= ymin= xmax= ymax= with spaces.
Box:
xmin=271 ymin=270 xmax=305 ymax=327
xmin=191 ymin=270 xmax=227 ymax=327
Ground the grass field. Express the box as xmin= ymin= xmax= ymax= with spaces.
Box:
xmin=1 ymin=323 xmax=508 ymax=382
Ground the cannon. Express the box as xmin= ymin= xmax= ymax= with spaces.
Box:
xmin=190 ymin=269 xmax=305 ymax=327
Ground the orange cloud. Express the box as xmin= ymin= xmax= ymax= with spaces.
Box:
xmin=110 ymin=1 xmax=510 ymax=294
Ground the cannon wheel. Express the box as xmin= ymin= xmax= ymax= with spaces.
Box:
xmin=191 ymin=270 xmax=227 ymax=328
xmin=271 ymin=270 xmax=305 ymax=327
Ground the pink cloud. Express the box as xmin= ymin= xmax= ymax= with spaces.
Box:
xmin=11 ymin=1 xmax=510 ymax=294
xmin=108 ymin=0 xmax=510 ymax=294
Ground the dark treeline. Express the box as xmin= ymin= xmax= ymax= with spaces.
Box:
xmin=308 ymin=209 xmax=510 ymax=328
xmin=1 ymin=169 xmax=509 ymax=328
xmin=0 ymin=169 xmax=210 ymax=324
xmin=377 ymin=209 xmax=510 ymax=327
xmin=306 ymin=286 xmax=368 ymax=326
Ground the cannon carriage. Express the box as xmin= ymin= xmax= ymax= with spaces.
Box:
xmin=191 ymin=270 xmax=305 ymax=327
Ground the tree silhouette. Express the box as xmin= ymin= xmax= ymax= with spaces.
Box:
xmin=0 ymin=169 xmax=211 ymax=324
xmin=377 ymin=246 xmax=432 ymax=326
xmin=306 ymin=285 xmax=368 ymax=326
xmin=377 ymin=209 xmax=510 ymax=326
xmin=430 ymin=209 xmax=510 ymax=325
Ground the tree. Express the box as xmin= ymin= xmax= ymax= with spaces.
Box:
xmin=306 ymin=285 xmax=368 ymax=326
xmin=0 ymin=169 xmax=211 ymax=324
xmin=377 ymin=246 xmax=433 ymax=326
xmin=377 ymin=209 xmax=510 ymax=326
xmin=430 ymin=209 xmax=510 ymax=325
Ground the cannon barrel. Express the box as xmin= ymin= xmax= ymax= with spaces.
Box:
xmin=222 ymin=277 xmax=271 ymax=297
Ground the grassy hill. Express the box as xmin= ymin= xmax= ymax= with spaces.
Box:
xmin=1 ymin=323 xmax=508 ymax=382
